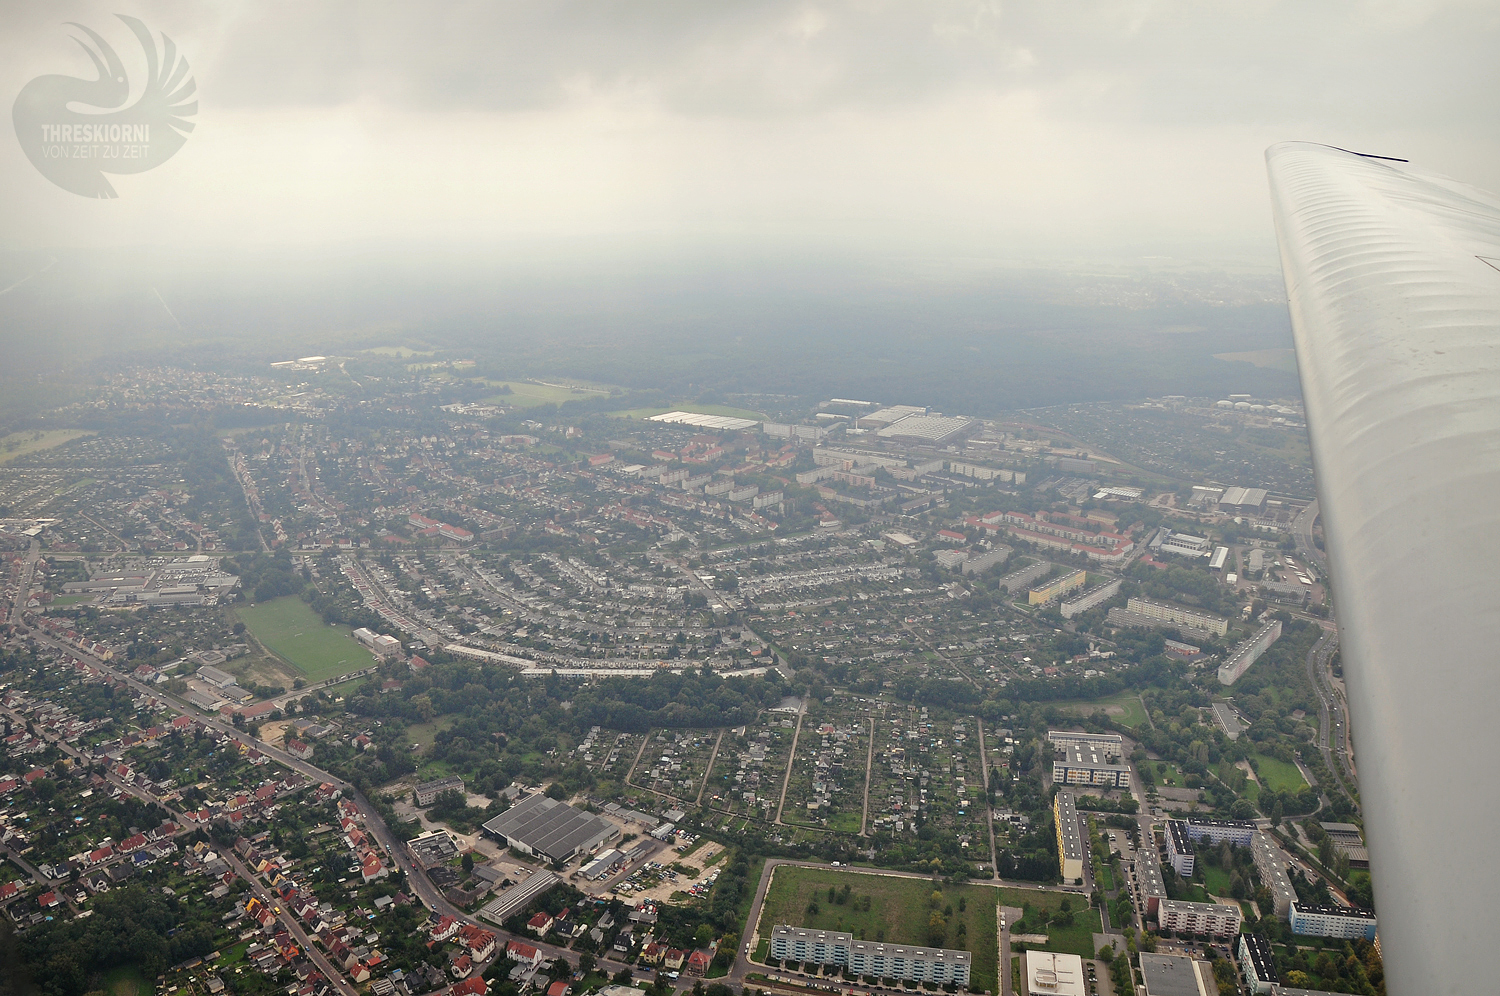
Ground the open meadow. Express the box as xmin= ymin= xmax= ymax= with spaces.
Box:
xmin=236 ymin=596 xmax=370 ymax=681
xmin=757 ymin=865 xmax=1102 ymax=992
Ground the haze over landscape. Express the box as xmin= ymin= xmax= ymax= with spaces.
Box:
xmin=0 ymin=5 xmax=1496 ymax=996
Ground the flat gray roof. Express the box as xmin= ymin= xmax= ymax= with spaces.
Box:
xmin=1139 ymin=954 xmax=1204 ymax=996
xmin=482 ymin=793 xmax=617 ymax=861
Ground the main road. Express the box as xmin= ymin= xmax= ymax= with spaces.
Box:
xmin=1292 ymin=500 xmax=1326 ymax=571
xmin=18 ymin=628 xmax=632 ymax=982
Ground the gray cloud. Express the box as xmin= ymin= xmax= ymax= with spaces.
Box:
xmin=0 ymin=1 xmax=1494 ymax=256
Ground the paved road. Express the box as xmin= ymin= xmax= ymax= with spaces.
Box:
xmin=18 ymin=629 xmax=630 ymax=983
xmin=8 ymin=538 xmax=41 ymax=625
xmin=226 ymin=850 xmax=359 ymax=996
xmin=1292 ymin=500 xmax=1326 ymax=571
xmin=1303 ymin=627 xmax=1356 ymax=794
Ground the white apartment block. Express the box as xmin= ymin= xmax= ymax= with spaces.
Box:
xmin=1289 ymin=903 xmax=1377 ymax=941
xmin=1157 ymin=899 xmax=1243 ymax=938
xmin=1250 ymin=832 xmax=1297 ymax=919
xmin=1125 ymin=597 xmax=1230 ymax=636
xmin=1218 ymin=619 xmax=1283 ymax=686
xmin=768 ymin=925 xmax=971 ymax=986
xmin=1059 ymin=578 xmax=1123 ymax=619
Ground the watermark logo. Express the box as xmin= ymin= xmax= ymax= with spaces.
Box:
xmin=12 ymin=14 xmax=196 ymax=198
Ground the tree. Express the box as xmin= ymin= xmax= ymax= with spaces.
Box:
xmin=462 ymin=851 xmax=475 ymax=874
xmin=578 ymin=951 xmax=596 ymax=974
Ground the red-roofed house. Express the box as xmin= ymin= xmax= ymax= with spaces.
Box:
xmin=286 ymin=740 xmax=313 ymax=760
xmin=86 ymin=845 xmax=113 ymax=865
xmin=430 ymin=915 xmax=460 ymax=942
xmin=0 ymin=882 xmax=18 ymax=901
xmin=23 ymin=769 xmax=46 ymax=784
xmin=527 ymin=912 xmax=554 ymax=936
xmin=457 ymin=925 xmax=496 ymax=960
xmin=686 ymin=950 xmax=713 ymax=977
xmin=38 ymin=891 xmax=59 ymax=909
xmin=360 ymin=854 xmax=388 ymax=883
xmin=450 ymin=954 xmax=473 ymax=978
xmin=664 ymin=949 xmax=687 ymax=971
xmin=547 ymin=982 xmax=571 ymax=996
xmin=506 ymin=940 xmax=541 ymax=964
xmin=451 ymin=979 xmax=488 ymax=996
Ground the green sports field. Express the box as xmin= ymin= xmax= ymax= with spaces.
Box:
xmin=1056 ymin=691 xmax=1148 ymax=728
xmin=481 ymin=380 xmax=612 ymax=407
xmin=1251 ymin=753 xmax=1308 ymax=794
xmin=236 ymin=596 xmax=370 ymax=681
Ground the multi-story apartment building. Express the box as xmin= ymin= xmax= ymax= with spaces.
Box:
xmin=1048 ymin=730 xmax=1132 ymax=788
xmin=1290 ymin=903 xmax=1378 ymax=941
xmin=1238 ymin=934 xmax=1279 ymax=994
xmin=1183 ymin=818 xmax=1258 ymax=848
xmin=1250 ymin=832 xmax=1297 ymax=919
xmin=1157 ymin=899 xmax=1243 ymax=938
xmin=1054 ymin=791 xmax=1086 ymax=882
xmin=768 ymin=926 xmax=971 ymax=986
xmin=1166 ymin=820 xmax=1196 ymax=878
xmin=1125 ymin=597 xmax=1230 ymax=636
xmin=1059 ymin=578 xmax=1123 ymax=619
xmin=1134 ymin=845 xmax=1168 ymax=918
xmin=1218 ymin=619 xmax=1283 ymax=686
xmin=1030 ymin=569 xmax=1087 ymax=606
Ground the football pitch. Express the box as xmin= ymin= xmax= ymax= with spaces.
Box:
xmin=237 ymin=596 xmax=370 ymax=681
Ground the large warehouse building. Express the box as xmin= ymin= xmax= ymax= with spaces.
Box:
xmin=481 ymin=794 xmax=619 ymax=864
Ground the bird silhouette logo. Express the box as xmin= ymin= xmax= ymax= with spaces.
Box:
xmin=12 ymin=15 xmax=197 ymax=198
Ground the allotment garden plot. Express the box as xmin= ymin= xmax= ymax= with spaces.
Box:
xmin=866 ymin=703 xmax=988 ymax=859
xmin=701 ymin=707 xmax=799 ymax=826
xmin=627 ymin=727 xmax=722 ymax=802
xmin=780 ymin=695 xmax=876 ymax=835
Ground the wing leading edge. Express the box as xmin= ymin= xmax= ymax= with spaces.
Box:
xmin=1266 ymin=142 xmax=1500 ymax=996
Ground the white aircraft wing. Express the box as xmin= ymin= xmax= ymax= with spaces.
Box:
xmin=1266 ymin=142 xmax=1500 ymax=996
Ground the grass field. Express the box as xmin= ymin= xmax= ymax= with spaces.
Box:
xmin=1057 ymin=692 xmax=1148 ymax=729
xmin=757 ymin=866 xmax=1092 ymax=991
xmin=1251 ymin=753 xmax=1308 ymax=794
xmin=406 ymin=716 xmax=457 ymax=751
xmin=1202 ymin=864 xmax=1235 ymax=898
xmin=612 ymin=402 xmax=767 ymax=421
xmin=1145 ymin=760 xmax=1188 ymax=788
xmin=482 ymin=380 xmax=612 ymax=407
xmin=758 ymin=866 xmax=998 ymax=990
xmin=236 ymin=596 xmax=370 ymax=681
xmin=0 ymin=429 xmax=91 ymax=465
xmin=101 ymin=965 xmax=150 ymax=996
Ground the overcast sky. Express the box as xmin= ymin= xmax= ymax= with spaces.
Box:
xmin=2 ymin=1 xmax=1496 ymax=266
